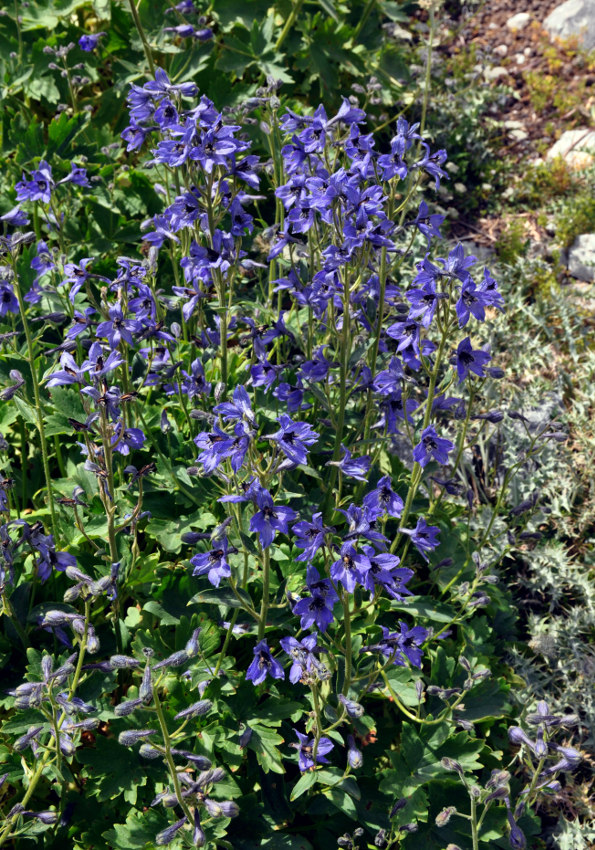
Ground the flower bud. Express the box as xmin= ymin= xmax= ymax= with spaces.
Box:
xmin=14 ymin=726 xmax=44 ymax=752
xmin=347 ymin=735 xmax=363 ymax=769
xmin=118 ymin=729 xmax=157 ymax=746
xmin=184 ymin=628 xmax=201 ymax=656
xmin=435 ymin=806 xmax=456 ymax=827
xmin=155 ymin=816 xmax=187 ymax=845
xmin=338 ymin=694 xmax=364 ymax=718
xmin=173 ymin=699 xmax=212 ymax=721
xmin=138 ymin=743 xmax=160 ymax=761
xmin=115 ymin=698 xmax=143 ymax=717
xmin=152 ymin=650 xmax=189 ymax=670
xmin=109 ymin=655 xmax=141 ymax=669
xmin=203 ymin=799 xmax=239 ymax=818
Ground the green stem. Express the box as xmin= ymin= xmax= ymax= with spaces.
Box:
xmin=341 ymin=591 xmax=353 ymax=695
xmin=258 ymin=548 xmax=271 ymax=640
xmin=275 ymin=0 xmax=304 ymax=51
xmin=152 ymin=685 xmax=195 ymax=823
xmin=13 ymin=271 xmax=57 ymax=538
xmin=126 ymin=0 xmax=156 ymax=76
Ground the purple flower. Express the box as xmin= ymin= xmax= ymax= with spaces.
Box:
xmin=363 ymin=476 xmax=404 ymax=519
xmin=400 ymin=516 xmax=440 ymax=560
xmin=96 ymin=304 xmax=142 ymax=349
xmin=250 ymin=489 xmax=297 ymax=549
xmin=269 ymin=414 xmax=318 ymax=467
xmin=456 ymin=280 xmax=492 ymax=327
xmin=292 ymin=588 xmax=335 ymax=632
xmin=330 ymin=544 xmax=371 ymax=593
xmin=327 ymin=445 xmax=371 ymax=481
xmin=59 ymin=164 xmax=90 ymax=188
xmin=15 ymin=160 xmax=54 ymax=204
xmin=293 ymin=730 xmax=333 ymax=771
xmin=361 ymin=546 xmax=414 ymax=601
xmin=406 ymin=280 xmax=447 ymax=328
xmin=191 ymin=538 xmax=232 ymax=587
xmin=364 ymin=623 xmax=428 ymax=667
xmin=279 ymin=634 xmax=320 ymax=684
xmin=246 ymin=640 xmax=285 ymax=685
xmin=455 ymin=337 xmax=491 ymax=383
xmin=213 ymin=385 xmax=255 ymax=427
xmin=78 ymin=32 xmax=105 ymax=51
xmin=413 ymin=426 xmax=454 ymax=468
xmin=292 ymin=512 xmax=330 ymax=562
xmin=0 ymin=282 xmax=19 ymax=316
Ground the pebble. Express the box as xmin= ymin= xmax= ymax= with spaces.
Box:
xmin=493 ymin=43 xmax=508 ymax=57
xmin=485 ymin=66 xmax=509 ymax=81
xmin=506 ymin=12 xmax=532 ymax=31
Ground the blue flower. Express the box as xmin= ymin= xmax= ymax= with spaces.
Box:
xmin=293 ymin=730 xmax=333 ymax=771
xmin=269 ymin=414 xmax=319 ymax=467
xmin=78 ymin=32 xmax=105 ymax=51
xmin=191 ymin=538 xmax=232 ymax=587
xmin=456 ymin=337 xmax=491 ymax=383
xmin=413 ymin=426 xmax=454 ymax=468
xmin=330 ymin=544 xmax=371 ymax=593
xmin=400 ymin=517 xmax=440 ymax=559
xmin=327 ymin=445 xmax=371 ymax=481
xmin=15 ymin=160 xmax=54 ymax=204
xmin=249 ymin=489 xmax=297 ymax=549
xmin=279 ymin=634 xmax=320 ymax=684
xmin=363 ymin=476 xmax=404 ymax=519
xmin=246 ymin=640 xmax=285 ymax=685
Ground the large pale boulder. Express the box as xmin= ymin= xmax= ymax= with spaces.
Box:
xmin=567 ymin=234 xmax=595 ymax=281
xmin=544 ymin=0 xmax=595 ymax=51
xmin=546 ymin=129 xmax=595 ymax=170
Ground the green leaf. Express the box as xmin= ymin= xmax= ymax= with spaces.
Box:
xmin=102 ymin=809 xmax=165 ymax=850
xmin=46 ymin=111 xmax=88 ymax=158
xmin=290 ymin=770 xmax=317 ymax=801
xmin=78 ymin=737 xmax=147 ymax=804
xmin=247 ymin=723 xmax=285 ymax=774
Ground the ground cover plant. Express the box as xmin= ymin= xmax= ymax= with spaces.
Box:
xmin=0 ymin=2 xmax=588 ymax=849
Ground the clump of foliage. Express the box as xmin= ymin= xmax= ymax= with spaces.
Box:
xmin=0 ymin=2 xmax=590 ymax=850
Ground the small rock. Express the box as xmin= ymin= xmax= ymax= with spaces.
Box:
xmin=514 ymin=53 xmax=526 ymax=64
xmin=446 ymin=162 xmax=459 ymax=174
xmin=510 ymin=129 xmax=529 ymax=141
xmin=485 ymin=66 xmax=509 ymax=81
xmin=493 ymin=43 xmax=508 ymax=57
xmin=454 ymin=182 xmax=466 ymax=193
xmin=506 ymin=12 xmax=531 ymax=31
xmin=523 ymin=47 xmax=533 ymax=56
xmin=544 ymin=0 xmax=595 ymax=52
xmin=546 ymin=128 xmax=595 ymax=169
xmin=567 ymin=233 xmax=595 ymax=281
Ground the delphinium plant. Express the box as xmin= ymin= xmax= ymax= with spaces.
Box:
xmin=0 ymin=17 xmax=584 ymax=850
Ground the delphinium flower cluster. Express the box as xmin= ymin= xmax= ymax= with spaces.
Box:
xmin=0 ymin=50 xmax=582 ymax=850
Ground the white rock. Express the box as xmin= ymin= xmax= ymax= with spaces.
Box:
xmin=454 ymin=182 xmax=466 ymax=193
xmin=485 ymin=66 xmax=509 ymax=81
xmin=515 ymin=53 xmax=526 ymax=64
xmin=510 ymin=129 xmax=529 ymax=141
xmin=546 ymin=128 xmax=595 ymax=169
xmin=567 ymin=233 xmax=595 ymax=281
xmin=493 ymin=43 xmax=508 ymax=57
xmin=544 ymin=0 xmax=595 ymax=51
xmin=506 ymin=12 xmax=531 ymax=30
